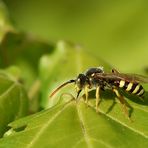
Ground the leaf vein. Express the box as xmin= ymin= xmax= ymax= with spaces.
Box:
xmin=0 ymin=83 xmax=16 ymax=98
xmin=88 ymin=102 xmax=148 ymax=139
xmin=26 ymin=102 xmax=70 ymax=148
xmin=76 ymin=105 xmax=93 ymax=148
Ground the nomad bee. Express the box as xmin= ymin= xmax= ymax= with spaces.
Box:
xmin=50 ymin=67 xmax=148 ymax=119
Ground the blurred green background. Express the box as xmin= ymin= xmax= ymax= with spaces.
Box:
xmin=3 ymin=0 xmax=148 ymax=72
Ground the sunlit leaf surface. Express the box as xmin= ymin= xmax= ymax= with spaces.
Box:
xmin=0 ymin=97 xmax=147 ymax=148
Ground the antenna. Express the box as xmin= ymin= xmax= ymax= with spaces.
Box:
xmin=49 ymin=79 xmax=75 ymax=98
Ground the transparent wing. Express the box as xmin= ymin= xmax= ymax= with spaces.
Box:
xmin=120 ymin=73 xmax=148 ymax=83
xmin=94 ymin=73 xmax=148 ymax=83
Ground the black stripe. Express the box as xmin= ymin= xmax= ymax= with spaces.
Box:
xmin=129 ymin=83 xmax=138 ymax=93
xmin=123 ymin=81 xmax=129 ymax=90
xmin=135 ymin=85 xmax=143 ymax=95
xmin=139 ymin=90 xmax=145 ymax=97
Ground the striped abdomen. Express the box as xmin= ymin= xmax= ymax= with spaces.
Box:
xmin=115 ymin=80 xmax=145 ymax=97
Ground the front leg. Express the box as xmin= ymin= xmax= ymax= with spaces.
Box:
xmin=84 ymin=86 xmax=89 ymax=104
xmin=96 ymin=86 xmax=100 ymax=112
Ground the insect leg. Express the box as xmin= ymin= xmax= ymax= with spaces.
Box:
xmin=84 ymin=86 xmax=89 ymax=104
xmin=112 ymin=88 xmax=131 ymax=121
xmin=76 ymin=89 xmax=82 ymax=99
xmin=96 ymin=86 xmax=100 ymax=112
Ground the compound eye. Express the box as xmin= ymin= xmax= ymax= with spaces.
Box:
xmin=76 ymin=74 xmax=86 ymax=87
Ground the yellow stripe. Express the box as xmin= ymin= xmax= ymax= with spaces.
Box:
xmin=137 ymin=89 xmax=144 ymax=96
xmin=126 ymin=83 xmax=133 ymax=91
xmin=119 ymin=80 xmax=125 ymax=88
xmin=132 ymin=85 xmax=140 ymax=94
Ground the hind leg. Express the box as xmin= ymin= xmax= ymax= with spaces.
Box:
xmin=112 ymin=88 xmax=132 ymax=121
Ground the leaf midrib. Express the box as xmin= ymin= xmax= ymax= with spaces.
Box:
xmin=76 ymin=103 xmax=113 ymax=148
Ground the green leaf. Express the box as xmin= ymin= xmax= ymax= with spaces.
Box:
xmin=0 ymin=97 xmax=147 ymax=148
xmin=0 ymin=32 xmax=53 ymax=112
xmin=0 ymin=31 xmax=54 ymax=112
xmin=0 ymin=31 xmax=54 ymax=89
xmin=0 ymin=70 xmax=28 ymax=137
xmin=0 ymin=31 xmax=54 ymax=67
xmin=39 ymin=41 xmax=111 ymax=108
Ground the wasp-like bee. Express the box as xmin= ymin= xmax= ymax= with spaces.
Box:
xmin=50 ymin=67 xmax=148 ymax=119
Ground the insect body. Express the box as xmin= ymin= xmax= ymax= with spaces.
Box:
xmin=50 ymin=67 xmax=148 ymax=120
xmin=92 ymin=70 xmax=146 ymax=98
xmin=115 ymin=80 xmax=144 ymax=97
